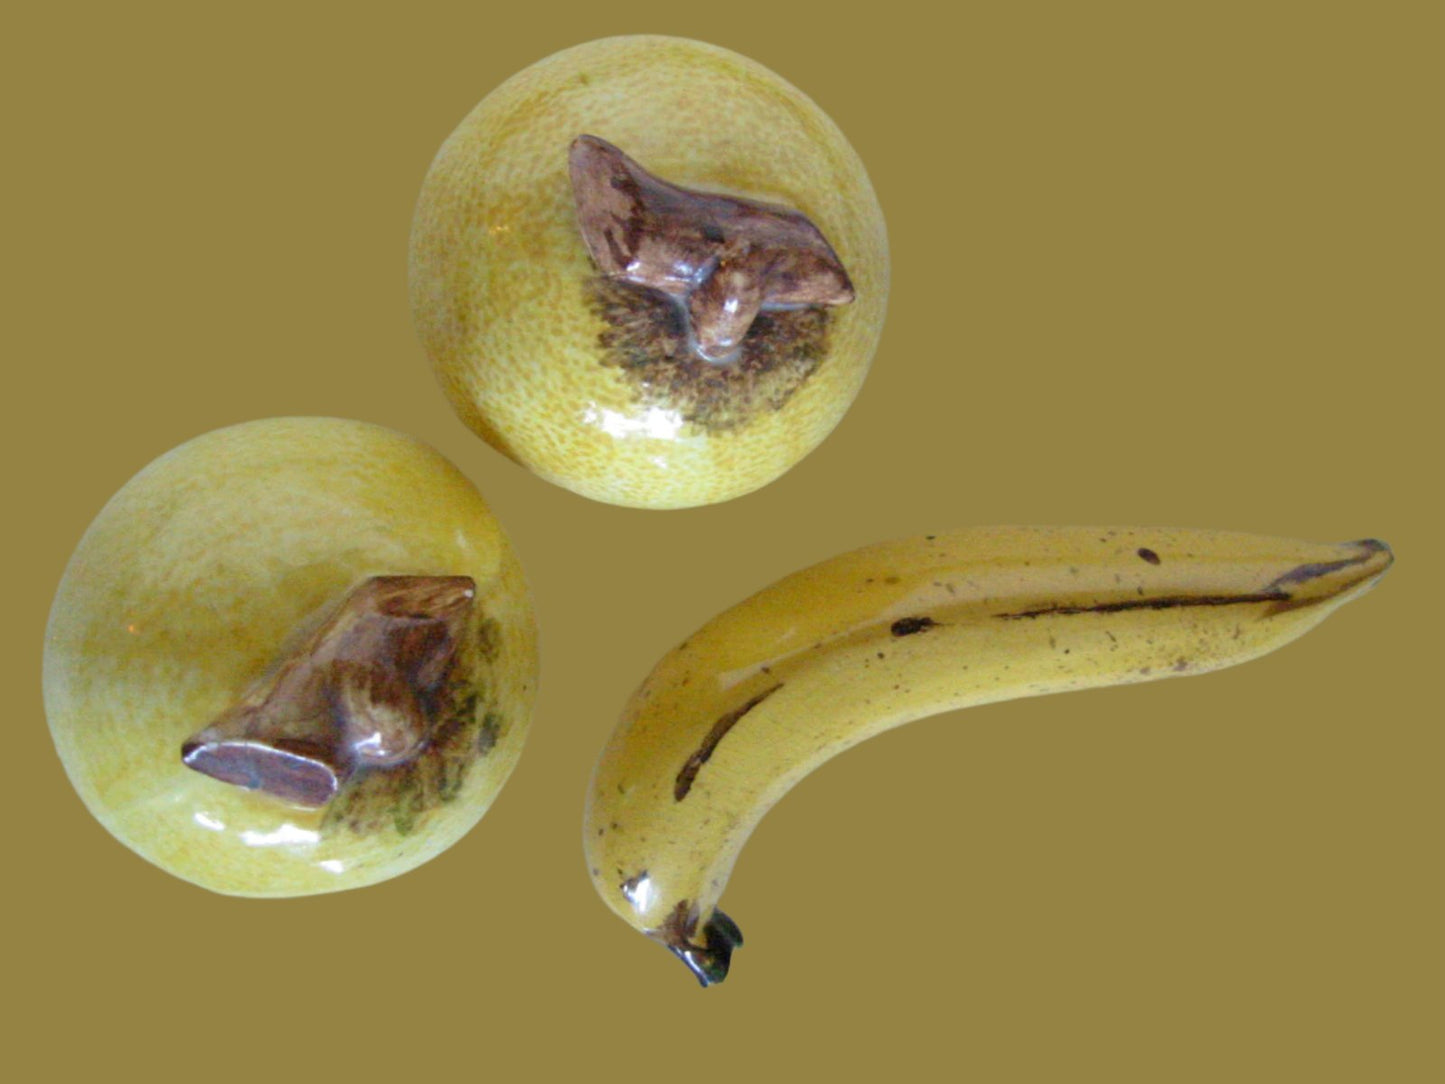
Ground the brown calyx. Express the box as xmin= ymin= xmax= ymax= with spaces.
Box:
xmin=181 ymin=576 xmax=475 ymax=808
xmin=586 ymin=277 xmax=831 ymax=432
xmin=569 ymin=134 xmax=854 ymax=364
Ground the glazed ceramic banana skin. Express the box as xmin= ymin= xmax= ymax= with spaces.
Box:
xmin=584 ymin=527 xmax=1393 ymax=985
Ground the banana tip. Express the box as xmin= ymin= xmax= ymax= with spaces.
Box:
xmin=1348 ymin=537 xmax=1394 ymax=592
xmin=1273 ymin=537 xmax=1394 ymax=615
xmin=1353 ymin=537 xmax=1392 ymax=561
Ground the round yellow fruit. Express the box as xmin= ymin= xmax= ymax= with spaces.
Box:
xmin=43 ymin=418 xmax=538 ymax=897
xmin=410 ymin=35 xmax=889 ymax=509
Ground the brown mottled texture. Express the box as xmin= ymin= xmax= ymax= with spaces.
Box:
xmin=588 ymin=276 xmax=831 ymax=431
xmin=409 ymin=35 xmax=888 ymax=508
xmin=321 ymin=607 xmax=501 ymax=837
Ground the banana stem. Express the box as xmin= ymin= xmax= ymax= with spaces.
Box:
xmin=658 ymin=906 xmax=744 ymax=987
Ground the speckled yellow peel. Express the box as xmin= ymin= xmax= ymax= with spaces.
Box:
xmin=43 ymin=418 xmax=538 ymax=897
xmin=584 ymin=527 xmax=1392 ymax=984
xmin=409 ymin=35 xmax=889 ymax=509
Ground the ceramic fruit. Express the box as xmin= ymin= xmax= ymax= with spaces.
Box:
xmin=410 ymin=35 xmax=889 ymax=508
xmin=584 ymin=526 xmax=1392 ymax=983
xmin=43 ymin=417 xmax=537 ymax=896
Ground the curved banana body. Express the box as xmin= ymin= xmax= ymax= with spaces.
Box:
xmin=584 ymin=527 xmax=1392 ymax=984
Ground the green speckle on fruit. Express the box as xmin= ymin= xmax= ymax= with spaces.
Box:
xmin=478 ymin=711 xmax=503 ymax=755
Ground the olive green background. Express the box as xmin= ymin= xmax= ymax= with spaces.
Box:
xmin=6 ymin=1 xmax=1439 ymax=1080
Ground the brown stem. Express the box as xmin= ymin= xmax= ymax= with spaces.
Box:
xmin=568 ymin=134 xmax=854 ymax=364
xmin=654 ymin=901 xmax=743 ymax=987
xmin=181 ymin=576 xmax=475 ymax=808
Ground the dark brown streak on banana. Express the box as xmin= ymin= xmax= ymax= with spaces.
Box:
xmin=674 ymin=683 xmax=784 ymax=801
xmin=998 ymin=541 xmax=1391 ymax=622
xmin=996 ymin=593 xmax=1292 ymax=620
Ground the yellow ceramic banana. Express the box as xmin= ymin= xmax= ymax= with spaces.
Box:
xmin=584 ymin=526 xmax=1392 ymax=984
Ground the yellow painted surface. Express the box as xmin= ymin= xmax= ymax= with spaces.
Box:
xmin=410 ymin=36 xmax=889 ymax=508
xmin=44 ymin=418 xmax=538 ymax=896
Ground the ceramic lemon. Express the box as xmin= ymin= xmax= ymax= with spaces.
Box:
xmin=43 ymin=418 xmax=537 ymax=896
xmin=410 ymin=35 xmax=889 ymax=508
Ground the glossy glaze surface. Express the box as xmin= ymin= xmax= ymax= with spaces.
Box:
xmin=180 ymin=575 xmax=479 ymax=808
xmin=44 ymin=418 xmax=538 ymax=896
xmin=410 ymin=35 xmax=889 ymax=508
xmin=584 ymin=527 xmax=1392 ymax=983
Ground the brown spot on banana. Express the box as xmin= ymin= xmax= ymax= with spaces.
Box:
xmin=890 ymin=616 xmax=938 ymax=636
